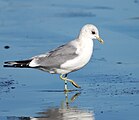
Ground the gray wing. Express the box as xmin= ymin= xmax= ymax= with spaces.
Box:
xmin=33 ymin=42 xmax=78 ymax=68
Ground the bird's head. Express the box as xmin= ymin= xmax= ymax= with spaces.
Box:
xmin=79 ymin=24 xmax=104 ymax=44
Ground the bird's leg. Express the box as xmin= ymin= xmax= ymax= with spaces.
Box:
xmin=60 ymin=74 xmax=81 ymax=90
xmin=64 ymin=74 xmax=68 ymax=91
xmin=60 ymin=74 xmax=68 ymax=91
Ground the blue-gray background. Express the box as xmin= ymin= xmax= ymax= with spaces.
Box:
xmin=0 ymin=0 xmax=139 ymax=120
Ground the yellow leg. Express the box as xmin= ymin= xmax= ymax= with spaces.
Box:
xmin=60 ymin=74 xmax=81 ymax=90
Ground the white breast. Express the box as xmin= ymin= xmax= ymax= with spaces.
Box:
xmin=61 ymin=39 xmax=93 ymax=72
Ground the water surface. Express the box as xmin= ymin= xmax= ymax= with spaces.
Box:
xmin=0 ymin=0 xmax=139 ymax=120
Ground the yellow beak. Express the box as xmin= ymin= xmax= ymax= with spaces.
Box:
xmin=96 ymin=36 xmax=104 ymax=44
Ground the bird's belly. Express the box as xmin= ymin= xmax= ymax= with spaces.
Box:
xmin=61 ymin=42 xmax=93 ymax=72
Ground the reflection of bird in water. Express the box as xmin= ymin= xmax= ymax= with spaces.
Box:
xmin=4 ymin=24 xmax=104 ymax=91
xmin=42 ymin=92 xmax=94 ymax=120
xmin=36 ymin=108 xmax=94 ymax=120
xmin=6 ymin=92 xmax=94 ymax=120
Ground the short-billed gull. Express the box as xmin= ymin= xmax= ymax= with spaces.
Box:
xmin=4 ymin=24 xmax=104 ymax=91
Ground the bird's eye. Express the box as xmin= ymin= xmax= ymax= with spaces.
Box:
xmin=92 ymin=31 xmax=95 ymax=34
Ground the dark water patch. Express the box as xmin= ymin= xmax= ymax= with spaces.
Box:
xmin=121 ymin=87 xmax=139 ymax=95
xmin=92 ymin=6 xmax=114 ymax=10
xmin=128 ymin=17 xmax=139 ymax=20
xmin=51 ymin=3 xmax=114 ymax=11
xmin=86 ymin=82 xmax=139 ymax=96
xmin=56 ymin=11 xmax=96 ymax=18
xmin=4 ymin=45 xmax=10 ymax=49
xmin=82 ymin=73 xmax=139 ymax=96
xmin=86 ymin=73 xmax=137 ymax=84
xmin=0 ymin=77 xmax=16 ymax=93
xmin=2 ymin=116 xmax=31 ymax=120
xmin=116 ymin=61 xmax=133 ymax=65
xmin=134 ymin=0 xmax=139 ymax=3
xmin=93 ymin=57 xmax=107 ymax=62
xmin=116 ymin=61 xmax=123 ymax=64
xmin=38 ymin=89 xmax=82 ymax=93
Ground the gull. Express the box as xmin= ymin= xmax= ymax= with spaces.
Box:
xmin=4 ymin=24 xmax=104 ymax=91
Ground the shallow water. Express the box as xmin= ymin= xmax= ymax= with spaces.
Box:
xmin=0 ymin=0 xmax=139 ymax=120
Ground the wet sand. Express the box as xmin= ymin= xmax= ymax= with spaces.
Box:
xmin=0 ymin=0 xmax=139 ymax=120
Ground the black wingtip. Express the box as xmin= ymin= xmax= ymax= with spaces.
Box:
xmin=3 ymin=59 xmax=32 ymax=68
xmin=4 ymin=61 xmax=9 ymax=64
xmin=3 ymin=61 xmax=14 ymax=67
xmin=3 ymin=61 xmax=18 ymax=68
xmin=3 ymin=64 xmax=16 ymax=68
xmin=4 ymin=61 xmax=15 ymax=64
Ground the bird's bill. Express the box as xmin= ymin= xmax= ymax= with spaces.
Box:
xmin=96 ymin=36 xmax=104 ymax=44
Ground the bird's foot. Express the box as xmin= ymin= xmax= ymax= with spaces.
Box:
xmin=63 ymin=77 xmax=81 ymax=88
xmin=60 ymin=74 xmax=81 ymax=89
xmin=71 ymin=80 xmax=81 ymax=88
